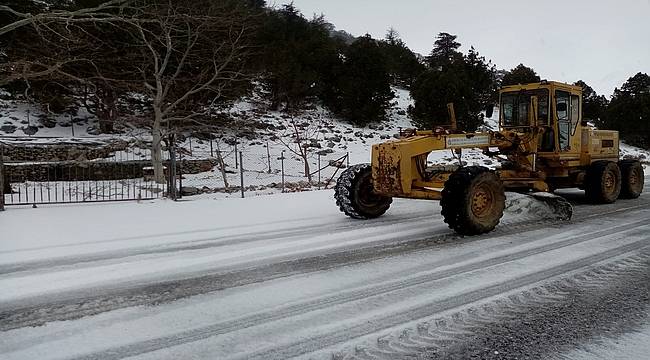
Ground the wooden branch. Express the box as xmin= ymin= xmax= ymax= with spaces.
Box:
xmin=0 ymin=1 xmax=136 ymax=36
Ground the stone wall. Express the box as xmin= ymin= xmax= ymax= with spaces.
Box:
xmin=3 ymin=159 xmax=218 ymax=183
xmin=3 ymin=140 xmax=130 ymax=162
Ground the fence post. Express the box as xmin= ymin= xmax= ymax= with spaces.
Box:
xmin=346 ymin=152 xmax=350 ymax=167
xmin=234 ymin=141 xmax=238 ymax=169
xmin=239 ymin=151 xmax=244 ymax=198
xmin=168 ymin=135 xmax=177 ymax=200
xmin=0 ymin=143 xmax=5 ymax=211
xmin=317 ymin=153 xmax=321 ymax=190
xmin=209 ymin=138 xmax=214 ymax=158
xmin=280 ymin=150 xmax=285 ymax=193
xmin=266 ymin=141 xmax=271 ymax=174
xmin=178 ymin=146 xmax=183 ymax=199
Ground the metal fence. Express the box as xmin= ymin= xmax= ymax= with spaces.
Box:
xmin=1 ymin=135 xmax=351 ymax=208
xmin=0 ymin=137 xmax=167 ymax=208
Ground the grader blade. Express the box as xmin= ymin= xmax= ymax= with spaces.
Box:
xmin=528 ymin=192 xmax=573 ymax=221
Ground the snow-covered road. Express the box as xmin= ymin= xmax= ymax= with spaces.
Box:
xmin=1 ymin=178 xmax=649 ymax=359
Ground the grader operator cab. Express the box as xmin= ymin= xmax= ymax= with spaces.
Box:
xmin=334 ymin=81 xmax=645 ymax=235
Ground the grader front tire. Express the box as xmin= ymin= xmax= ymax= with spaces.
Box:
xmin=441 ymin=166 xmax=505 ymax=235
xmin=334 ymin=164 xmax=392 ymax=219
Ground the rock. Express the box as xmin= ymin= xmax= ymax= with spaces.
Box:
xmin=181 ymin=186 xmax=200 ymax=196
xmin=1 ymin=125 xmax=17 ymax=134
xmin=380 ymin=134 xmax=391 ymax=139
xmin=22 ymin=125 xmax=39 ymax=136
xmin=329 ymin=159 xmax=346 ymax=168
xmin=354 ymin=131 xmax=364 ymax=137
xmin=39 ymin=118 xmax=56 ymax=128
xmin=86 ymin=126 xmax=101 ymax=135
xmin=317 ymin=149 xmax=334 ymax=155
xmin=327 ymin=142 xmax=335 ymax=148
xmin=396 ymin=110 xmax=407 ymax=116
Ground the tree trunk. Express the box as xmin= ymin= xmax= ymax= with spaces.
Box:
xmin=151 ymin=112 xmax=165 ymax=184
xmin=97 ymin=87 xmax=116 ymax=134
xmin=215 ymin=141 xmax=229 ymax=189
xmin=301 ymin=150 xmax=312 ymax=182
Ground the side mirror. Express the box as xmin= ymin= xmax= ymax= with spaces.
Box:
xmin=556 ymin=102 xmax=567 ymax=112
xmin=485 ymin=106 xmax=494 ymax=119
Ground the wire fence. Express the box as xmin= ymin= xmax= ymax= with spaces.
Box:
xmin=0 ymin=135 xmax=351 ymax=208
xmin=170 ymin=135 xmax=350 ymax=198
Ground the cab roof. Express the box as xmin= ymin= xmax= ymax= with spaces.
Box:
xmin=500 ymin=81 xmax=582 ymax=93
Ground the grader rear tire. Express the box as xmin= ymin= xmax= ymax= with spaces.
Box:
xmin=335 ymin=164 xmax=392 ymax=219
xmin=441 ymin=166 xmax=505 ymax=235
xmin=585 ymin=161 xmax=621 ymax=204
xmin=619 ymin=160 xmax=644 ymax=199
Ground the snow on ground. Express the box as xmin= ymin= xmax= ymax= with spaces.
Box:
xmin=0 ymin=188 xmax=561 ymax=304
xmin=1 ymin=183 xmax=649 ymax=359
xmin=555 ymin=319 xmax=650 ymax=360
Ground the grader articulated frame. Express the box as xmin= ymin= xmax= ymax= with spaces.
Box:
xmin=334 ymin=81 xmax=645 ymax=235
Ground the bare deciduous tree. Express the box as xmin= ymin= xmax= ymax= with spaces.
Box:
xmin=275 ymin=113 xmax=325 ymax=182
xmin=1 ymin=0 xmax=257 ymax=183
xmin=0 ymin=1 xmax=134 ymax=37
xmin=127 ymin=1 xmax=255 ymax=182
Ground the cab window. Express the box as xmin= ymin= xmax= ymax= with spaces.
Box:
xmin=570 ymin=95 xmax=580 ymax=135
xmin=556 ymin=91 xmax=571 ymax=150
xmin=500 ymin=89 xmax=549 ymax=127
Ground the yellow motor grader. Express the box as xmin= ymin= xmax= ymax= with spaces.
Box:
xmin=335 ymin=81 xmax=645 ymax=235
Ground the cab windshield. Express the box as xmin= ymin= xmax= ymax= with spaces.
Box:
xmin=500 ymin=89 xmax=549 ymax=127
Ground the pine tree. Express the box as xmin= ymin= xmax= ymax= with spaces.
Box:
xmin=259 ymin=5 xmax=342 ymax=110
xmin=379 ymin=28 xmax=425 ymax=88
xmin=426 ymin=32 xmax=463 ymax=70
xmin=574 ymin=80 xmax=608 ymax=122
xmin=501 ymin=64 xmax=541 ymax=86
xmin=601 ymin=73 xmax=650 ymax=149
xmin=409 ymin=33 xmax=496 ymax=131
xmin=326 ymin=35 xmax=394 ymax=126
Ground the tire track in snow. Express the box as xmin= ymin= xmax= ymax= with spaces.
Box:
xmin=5 ymin=190 xmax=648 ymax=277
xmin=0 ymin=212 xmax=436 ymax=275
xmin=58 ymin=226 xmax=650 ymax=360
xmin=0 ymin=205 xmax=648 ymax=331
xmin=333 ymin=252 xmax=650 ymax=360
xmin=238 ymin=243 xmax=650 ymax=360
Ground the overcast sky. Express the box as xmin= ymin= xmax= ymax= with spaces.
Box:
xmin=281 ymin=0 xmax=650 ymax=97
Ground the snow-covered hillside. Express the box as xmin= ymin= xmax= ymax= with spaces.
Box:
xmin=1 ymin=88 xmax=648 ymax=199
